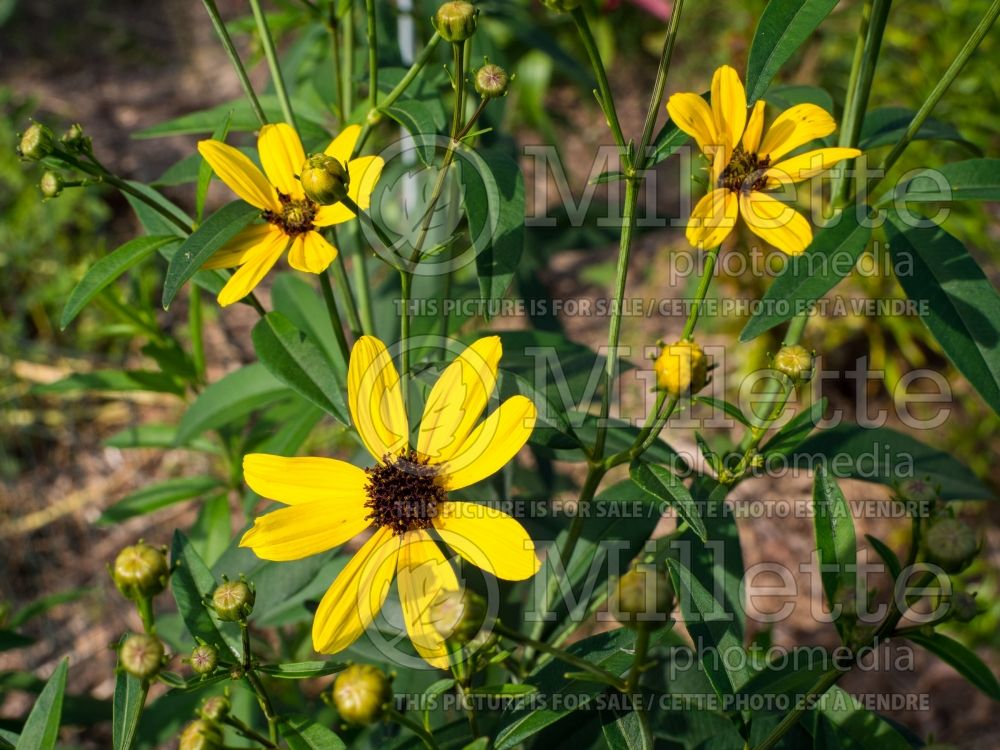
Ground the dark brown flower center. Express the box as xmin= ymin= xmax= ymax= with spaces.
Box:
xmin=263 ymin=192 xmax=318 ymax=236
xmin=364 ymin=450 xmax=447 ymax=535
xmin=718 ymin=145 xmax=771 ymax=193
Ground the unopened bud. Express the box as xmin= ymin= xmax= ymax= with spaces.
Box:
xmin=18 ymin=122 xmax=56 ymax=161
xmin=474 ymin=64 xmax=509 ymax=99
xmin=773 ymin=345 xmax=814 ymax=383
xmin=429 ymin=588 xmax=487 ymax=644
xmin=951 ymin=592 xmax=979 ymax=623
xmin=189 ymin=644 xmax=219 ymax=675
xmin=924 ymin=518 xmax=978 ymax=573
xmin=332 ymin=664 xmax=392 ymax=725
xmin=179 ymin=719 xmax=224 ymax=750
xmin=112 ymin=543 xmax=170 ymax=601
xmin=119 ymin=632 xmax=165 ymax=681
xmin=541 ymin=0 xmax=582 ymax=11
xmin=211 ymin=579 xmax=255 ymax=621
xmin=654 ymin=340 xmax=707 ymax=396
xmin=611 ymin=564 xmax=675 ymax=629
xmin=60 ymin=123 xmax=91 ymax=153
xmin=199 ymin=694 xmax=231 ymax=722
xmin=434 ymin=1 xmax=478 ymax=42
xmin=300 ymin=154 xmax=350 ymax=205
xmin=39 ymin=171 xmax=63 ymax=199
xmin=897 ymin=478 xmax=938 ymax=506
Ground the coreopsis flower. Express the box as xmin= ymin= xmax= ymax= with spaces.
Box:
xmin=197 ymin=123 xmax=383 ymax=306
xmin=667 ymin=65 xmax=861 ymax=254
xmin=239 ymin=336 xmax=540 ymax=667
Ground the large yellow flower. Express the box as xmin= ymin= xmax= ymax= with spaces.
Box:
xmin=667 ymin=65 xmax=861 ymax=255
xmin=239 ymin=335 xmax=540 ymax=667
xmin=198 ymin=123 xmax=383 ymax=306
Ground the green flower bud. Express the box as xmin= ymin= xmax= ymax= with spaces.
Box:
xmin=39 ymin=171 xmax=63 ymax=199
xmin=541 ymin=0 xmax=582 ymax=12
xmin=924 ymin=518 xmax=978 ymax=573
xmin=773 ymin=345 xmax=814 ymax=384
xmin=950 ymin=592 xmax=979 ymax=623
xmin=211 ymin=579 xmax=255 ymax=622
xmin=189 ymin=644 xmax=219 ymax=675
xmin=654 ymin=340 xmax=707 ymax=396
xmin=179 ymin=719 xmax=224 ymax=750
xmin=60 ymin=123 xmax=91 ymax=153
xmin=332 ymin=664 xmax=392 ymax=725
xmin=434 ymin=2 xmax=478 ymax=42
xmin=300 ymin=153 xmax=350 ymax=206
xmin=18 ymin=122 xmax=56 ymax=161
xmin=612 ymin=564 xmax=675 ymax=629
xmin=429 ymin=588 xmax=487 ymax=644
xmin=119 ymin=632 xmax=166 ymax=681
xmin=474 ymin=64 xmax=510 ymax=99
xmin=112 ymin=543 xmax=170 ymax=601
xmin=897 ymin=478 xmax=938 ymax=505
xmin=199 ymin=694 xmax=231 ymax=722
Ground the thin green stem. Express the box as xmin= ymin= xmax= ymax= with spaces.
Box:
xmin=495 ymin=622 xmax=628 ymax=691
xmin=571 ymin=6 xmax=628 ymax=159
xmin=343 ymin=4 xmax=355 ymax=114
xmin=224 ymin=715 xmax=278 ymax=749
xmin=331 ymin=250 xmax=364 ymax=337
xmin=387 ymin=707 xmax=441 ymax=750
xmin=365 ymin=0 xmax=378 ymax=113
xmin=320 ymin=269 xmax=352 ymax=365
xmin=635 ymin=0 xmax=685 ymax=166
xmin=680 ymin=245 xmax=719 ymax=340
xmin=249 ymin=0 xmax=296 ymax=128
xmin=189 ymin=286 xmax=207 ymax=384
xmin=201 ymin=0 xmax=267 ymax=125
xmin=328 ymin=11 xmax=347 ymax=121
xmin=400 ymin=270 xmax=413 ymax=376
xmin=136 ymin=597 xmax=155 ymax=633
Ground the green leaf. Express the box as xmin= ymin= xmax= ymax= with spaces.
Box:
xmin=467 ymin=684 xmax=539 ymax=697
xmin=903 ymin=631 xmax=1000 ymax=700
xmin=382 ymin=101 xmax=445 ymax=164
xmin=765 ymin=83 xmax=834 ymax=112
xmin=104 ymin=424 xmax=218 ymax=453
xmin=123 ymin=181 xmax=191 ymax=237
xmin=188 ymin=494 xmax=231 ymax=567
xmin=459 ymin=149 xmax=526 ymax=311
xmin=61 ymin=236 xmax=178 ymax=329
xmin=648 ymin=121 xmax=690 ymax=165
xmin=864 ymin=534 xmax=901 ymax=580
xmin=15 ymin=658 xmax=67 ymax=750
xmin=745 ymin=0 xmax=839 ymax=104
xmin=162 ymin=200 xmax=260 ymax=308
xmin=629 ymin=460 xmax=706 ymax=541
xmin=886 ymin=216 xmax=1000 ymax=415
xmin=134 ymin=96 xmax=329 ymax=143
xmin=859 ymin=106 xmax=979 ymax=152
xmin=812 ymin=465 xmax=856 ymax=639
xmin=888 ymin=158 xmax=1000 ymax=204
xmin=278 ymin=716 xmax=347 ymax=750
xmin=811 ymin=686 xmax=916 ymax=750
xmin=258 ymin=661 xmax=347 ymax=680
xmin=9 ymin=589 xmax=91 ymax=629
xmin=272 ymin=273 xmax=345 ymax=370
xmin=760 ymin=398 xmax=827 ymax=457
xmin=0 ymin=630 xmax=35 ymax=651
xmin=600 ymin=708 xmax=648 ymax=750
xmin=694 ymin=396 xmax=752 ymax=427
xmin=737 ymin=649 xmax=834 ymax=716
xmin=740 ymin=214 xmax=871 ymax=342
xmin=169 ymin=531 xmax=240 ymax=659
xmin=790 ymin=423 xmax=991 ymax=500
xmin=99 ymin=476 xmax=223 ymax=524
xmin=112 ymin=641 xmax=145 ymax=750
xmin=176 ymin=363 xmax=291 ymax=444
xmin=32 ymin=370 xmax=184 ymax=397
xmin=251 ymin=312 xmax=349 ymax=423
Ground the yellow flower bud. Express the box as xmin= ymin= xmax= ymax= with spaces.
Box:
xmin=434 ymin=1 xmax=478 ymax=42
xmin=332 ymin=664 xmax=392 ymax=726
xmin=179 ymin=719 xmax=224 ymax=750
xmin=211 ymin=579 xmax=255 ymax=622
xmin=112 ymin=543 xmax=170 ymax=601
xmin=611 ymin=565 xmax=675 ymax=629
xmin=429 ymin=588 xmax=487 ymax=644
xmin=474 ymin=64 xmax=510 ymax=99
xmin=18 ymin=122 xmax=56 ymax=161
xmin=654 ymin=340 xmax=707 ymax=396
xmin=924 ymin=518 xmax=978 ymax=573
xmin=300 ymin=154 xmax=350 ymax=206
xmin=773 ymin=344 xmax=814 ymax=383
xmin=39 ymin=171 xmax=64 ymax=199
xmin=119 ymin=632 xmax=166 ymax=681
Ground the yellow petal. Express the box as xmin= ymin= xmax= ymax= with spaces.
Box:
xmin=417 ymin=337 xmax=502 ymax=464
xmin=742 ymin=100 xmax=767 ymax=153
xmin=666 ymin=92 xmax=719 ymax=155
xmin=397 ymin=529 xmax=459 ymax=669
xmin=202 ymin=224 xmax=276 ymax=270
xmin=685 ymin=187 xmax=738 ymax=250
xmin=314 ymin=156 xmax=386 ymax=227
xmin=739 ymin=192 xmax=813 ymax=255
xmin=434 ymin=501 xmax=540 ymax=580
xmin=312 ymin=527 xmax=400 ymax=654
xmin=240 ymin=500 xmax=369 ymax=561
xmin=216 ymin=231 xmax=288 ymax=307
xmin=348 ymin=336 xmax=409 ymax=461
xmin=243 ymin=454 xmax=368 ymax=505
xmin=198 ymin=139 xmax=278 ymax=211
xmin=258 ymin=123 xmax=307 ymax=199
xmin=324 ymin=124 xmax=362 ymax=165
xmin=765 ymin=147 xmax=862 ymax=186
xmin=711 ymin=65 xmax=747 ymax=150
xmin=288 ymin=230 xmax=338 ymax=273
xmin=440 ymin=395 xmax=536 ymax=490
xmin=758 ymin=104 xmax=836 ymax=162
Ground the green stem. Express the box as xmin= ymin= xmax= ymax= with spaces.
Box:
xmin=136 ymin=597 xmax=155 ymax=634
xmin=320 ymin=269 xmax=352 ymax=365
xmin=680 ymin=245 xmax=719 ymax=340
xmin=224 ymin=715 xmax=277 ymax=748
xmin=400 ymin=270 xmax=413 ymax=376
xmin=201 ymin=0 xmax=267 ymax=126
xmin=328 ymin=10 xmax=347 ymax=121
xmin=635 ymin=0 xmax=685 ymax=166
xmin=571 ymin=6 xmax=628 ymax=159
xmin=387 ymin=707 xmax=441 ymax=750
xmin=189 ymin=286 xmax=207 ymax=384
xmin=331 ymin=249 xmax=364 ymax=337
xmin=364 ymin=0 xmax=378 ymax=113
xmin=249 ymin=0 xmax=297 ymax=128
xmin=343 ymin=4 xmax=355 ymax=114
xmin=495 ymin=622 xmax=628 ymax=691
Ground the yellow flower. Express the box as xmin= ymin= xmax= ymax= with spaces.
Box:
xmin=197 ymin=123 xmax=384 ymax=306
xmin=666 ymin=65 xmax=861 ymax=255
xmin=239 ymin=335 xmax=540 ymax=667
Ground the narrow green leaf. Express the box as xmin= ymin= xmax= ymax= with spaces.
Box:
xmin=859 ymin=106 xmax=979 ymax=152
xmin=258 ymin=662 xmax=347 ymax=680
xmin=0 ymin=631 xmax=34 ymax=651
xmin=903 ymin=631 xmax=1000 ymax=700
xmin=467 ymin=684 xmax=538 ymax=697
xmin=278 ymin=716 xmax=346 ymax=749
xmin=629 ymin=460 xmax=707 ymax=541
xmin=889 ymin=158 xmax=1000 ymax=204
xmin=61 ymin=236 xmax=178 ymax=329
xmin=99 ymin=476 xmax=223 ymax=525
xmin=104 ymin=424 xmax=218 ymax=454
xmin=169 ymin=531 xmax=240 ymax=659
xmin=600 ymin=708 xmax=647 ymax=750
xmin=163 ymin=200 xmax=259 ymax=308
xmin=15 ymin=658 xmax=68 ymax=750
xmin=694 ymin=396 xmax=752 ymax=427
xmin=123 ymin=181 xmax=191 ymax=237
xmin=812 ymin=465 xmax=856 ymax=638
xmin=112 ymin=640 xmax=145 ymax=750
xmin=32 ymin=371 xmax=184 ymax=397
xmin=760 ymin=398 xmax=827 ymax=457
xmin=864 ymin=534 xmax=901 ymax=580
